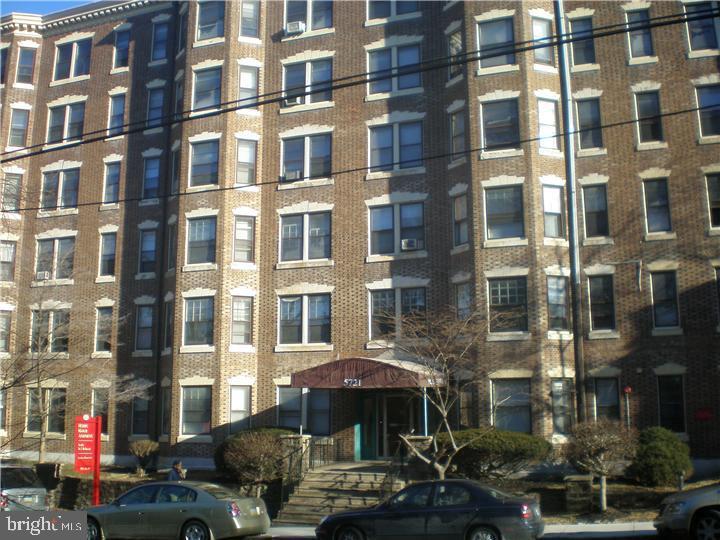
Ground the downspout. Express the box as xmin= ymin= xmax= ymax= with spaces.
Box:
xmin=554 ymin=0 xmax=587 ymax=422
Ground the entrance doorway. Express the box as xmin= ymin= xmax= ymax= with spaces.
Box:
xmin=360 ymin=392 xmax=417 ymax=459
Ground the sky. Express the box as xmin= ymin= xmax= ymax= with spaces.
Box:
xmin=0 ymin=0 xmax=98 ymax=17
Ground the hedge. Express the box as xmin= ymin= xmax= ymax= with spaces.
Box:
xmin=631 ymin=427 xmax=692 ymax=487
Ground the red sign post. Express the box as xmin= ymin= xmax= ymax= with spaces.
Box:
xmin=75 ymin=415 xmax=102 ymax=505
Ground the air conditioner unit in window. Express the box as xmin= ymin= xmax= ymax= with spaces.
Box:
xmin=285 ymin=21 xmax=306 ymax=35
xmin=283 ymin=96 xmax=303 ymax=107
xmin=401 ymin=238 xmax=420 ymax=251
xmin=285 ymin=170 xmax=302 ymax=181
xmin=36 ymin=271 xmax=51 ymax=281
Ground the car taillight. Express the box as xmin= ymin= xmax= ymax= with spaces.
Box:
xmin=520 ymin=504 xmax=532 ymax=520
xmin=227 ymin=501 xmax=241 ymax=518
xmin=0 ymin=492 xmax=8 ymax=509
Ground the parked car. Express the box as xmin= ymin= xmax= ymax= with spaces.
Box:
xmin=654 ymin=481 xmax=720 ymax=539
xmin=0 ymin=465 xmax=49 ymax=511
xmin=86 ymin=481 xmax=269 ymax=540
xmin=315 ymin=479 xmax=544 ymax=540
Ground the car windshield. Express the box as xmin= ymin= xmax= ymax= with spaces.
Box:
xmin=202 ymin=486 xmax=239 ymax=500
xmin=0 ymin=468 xmax=44 ymax=489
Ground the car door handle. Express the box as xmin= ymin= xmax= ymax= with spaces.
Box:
xmin=179 ymin=509 xmax=187 ymax=513
xmin=137 ymin=512 xmax=144 ymax=515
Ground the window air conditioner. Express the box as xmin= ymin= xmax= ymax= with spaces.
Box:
xmin=285 ymin=21 xmax=306 ymax=35
xmin=36 ymin=271 xmax=51 ymax=281
xmin=283 ymin=96 xmax=303 ymax=107
xmin=285 ymin=170 xmax=302 ymax=181
xmin=401 ymin=238 xmax=419 ymax=251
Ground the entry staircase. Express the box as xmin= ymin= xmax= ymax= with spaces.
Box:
xmin=274 ymin=463 xmax=406 ymax=525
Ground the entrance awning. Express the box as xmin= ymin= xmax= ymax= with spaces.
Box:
xmin=290 ymin=357 xmax=442 ymax=389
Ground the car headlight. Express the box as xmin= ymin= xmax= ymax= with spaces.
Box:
xmin=665 ymin=502 xmax=686 ymax=514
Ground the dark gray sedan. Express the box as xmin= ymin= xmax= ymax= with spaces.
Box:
xmin=87 ymin=481 xmax=269 ymax=540
xmin=315 ymin=479 xmax=544 ymax=540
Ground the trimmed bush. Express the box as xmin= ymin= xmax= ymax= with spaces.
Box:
xmin=128 ymin=439 xmax=159 ymax=477
xmin=631 ymin=427 xmax=692 ymax=487
xmin=437 ymin=428 xmax=552 ymax=479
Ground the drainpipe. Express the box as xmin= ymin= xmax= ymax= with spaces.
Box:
xmin=422 ymin=388 xmax=428 ymax=436
xmin=554 ymin=0 xmax=587 ymax=422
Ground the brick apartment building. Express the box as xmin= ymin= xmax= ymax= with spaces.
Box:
xmin=0 ymin=0 xmax=718 ymax=467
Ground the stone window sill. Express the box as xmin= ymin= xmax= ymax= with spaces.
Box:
xmin=13 ymin=83 xmax=34 ymax=90
xmin=365 ymin=167 xmax=425 ymax=181
xmin=193 ymin=37 xmax=225 ymax=48
xmin=281 ymin=27 xmax=335 ymax=42
xmin=143 ymin=127 xmax=164 ymax=136
xmin=445 ymin=74 xmax=464 ymax=88
xmin=158 ymin=435 xmax=169 ymax=443
xmin=448 ymin=157 xmax=467 ymax=170
xmin=687 ymin=49 xmax=719 ymax=59
xmin=577 ymin=148 xmax=607 ymax=158
xmin=238 ymin=36 xmax=262 ymax=45
xmin=279 ymin=101 xmax=334 ymax=115
xmin=182 ymin=263 xmax=218 ymax=273
xmin=91 ymin=351 xmax=112 ymax=359
xmin=132 ymin=350 xmax=153 ymax=358
xmin=180 ymin=345 xmax=215 ymax=354
xmin=189 ymin=108 xmax=220 ymax=118
xmin=177 ymin=434 xmax=213 ymax=443
xmin=365 ymin=87 xmax=423 ymax=102
xmin=278 ymin=177 xmax=334 ymax=190
xmin=365 ymin=340 xmax=393 ymax=350
xmin=1 ymin=212 xmax=20 ymax=221
xmin=544 ymin=238 xmax=568 ymax=247
xmin=274 ymin=343 xmax=333 ymax=353
xmin=534 ymin=63 xmax=558 ymax=74
xmin=364 ymin=12 xmax=421 ymax=27
xmin=708 ymin=229 xmax=720 ymax=237
xmin=547 ymin=331 xmax=573 ymax=341
xmin=480 ymin=149 xmax=523 ymax=160
xmin=571 ymin=63 xmax=600 ymax=73
xmin=588 ymin=330 xmax=619 ymax=340
xmin=161 ymin=348 xmax=172 ymax=357
xmin=450 ymin=244 xmax=469 ymax=256
xmin=366 ymin=250 xmax=427 ymax=263
xmin=99 ymin=203 xmax=119 ymax=211
xmin=110 ymin=66 xmax=129 ymax=75
xmin=487 ymin=331 xmax=531 ymax=342
xmin=628 ymin=56 xmax=658 ymax=65
xmin=95 ymin=275 xmax=116 ymax=284
xmin=699 ymin=135 xmax=720 ymax=145
xmin=539 ymin=148 xmax=563 ymax=158
xmin=644 ymin=232 xmax=676 ymax=242
xmin=637 ymin=141 xmax=668 ymax=151
xmin=651 ymin=327 xmax=683 ymax=337
xmin=135 ymin=272 xmax=156 ymax=280
xmin=139 ymin=198 xmax=160 ymax=207
xmin=24 ymin=431 xmax=66 ymax=440
xmin=476 ymin=64 xmax=520 ymax=77
xmin=148 ymin=58 xmax=168 ymax=67
xmin=38 ymin=208 xmax=79 ymax=218
xmin=276 ymin=259 xmax=334 ymax=270
xmin=31 ymin=279 xmax=74 ymax=287
xmin=236 ymin=109 xmax=261 ymax=117
xmin=49 ymin=74 xmax=90 ymax=87
xmin=229 ymin=344 xmax=256 ymax=353
xmin=231 ymin=262 xmax=257 ymax=271
xmin=483 ymin=238 xmax=528 ymax=249
xmin=128 ymin=434 xmax=150 ymax=441
xmin=583 ymin=237 xmax=614 ymax=246
xmin=234 ymin=184 xmax=260 ymax=192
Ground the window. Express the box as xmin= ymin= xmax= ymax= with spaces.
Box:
xmin=627 ymin=9 xmax=653 ymax=58
xmin=277 ymin=387 xmax=329 ymax=434
xmin=489 ymin=277 xmax=528 ymax=332
xmin=0 ymin=241 xmax=16 ymax=281
xmin=47 ymin=102 xmax=85 ymax=144
xmin=193 ymin=67 xmax=221 ymax=111
xmin=478 ymin=18 xmax=515 ymax=68
xmin=369 ymin=121 xmax=422 ymax=171
xmin=308 ymin=389 xmax=330 ymax=435
xmin=286 ymin=0 xmax=332 ymax=31
xmin=278 ymin=387 xmax=301 ymax=429
xmin=368 ymin=44 xmax=420 ymax=94
xmin=594 ymin=378 xmax=619 ymax=419
xmin=239 ymin=66 xmax=259 ymax=108
xmin=31 ymin=309 xmax=69 ymax=353
xmin=1 ymin=172 xmax=21 ymax=212
xmin=0 ymin=48 xmax=7 ymax=85
xmin=173 ymin=80 xmax=184 ymax=121
xmin=449 ymin=110 xmax=466 ymax=159
xmin=99 ymin=233 xmax=116 ymax=277
xmin=583 ymin=184 xmax=609 ymax=237
xmin=184 ymin=297 xmax=214 ymax=346
xmin=696 ymin=85 xmax=720 ymax=137
xmin=8 ymin=109 xmax=29 ymax=147
xmin=187 ymin=216 xmax=216 ymax=264
xmin=643 ymin=179 xmax=671 ymax=233
xmin=177 ymin=10 xmax=188 ymax=53
xmin=485 ymin=185 xmax=524 ymax=240
xmin=170 ymin=148 xmax=180 ymax=194
xmin=138 ymin=230 xmax=157 ymax=273
xmin=92 ymin=388 xmax=109 ymax=435
xmin=589 ymin=275 xmax=615 ymax=330
xmin=551 ymin=379 xmax=573 ymax=434
xmin=455 ymin=282 xmax=472 ymax=320
xmin=570 ymin=18 xmax=595 ymax=65
xmin=35 ymin=237 xmax=75 ymax=280
xmin=538 ymin=99 xmax=559 ymax=150
xmin=182 ymin=386 xmax=211 ymax=435
xmin=369 ymin=0 xmax=418 ymax=19
xmin=146 ymin=88 xmax=164 ymax=129
xmin=447 ymin=30 xmax=463 ymax=79
xmin=282 ymin=133 xmax=331 ymax=181
xmin=279 ymin=294 xmax=331 ymax=344
xmin=54 ymin=38 xmax=91 ymax=80
xmin=151 ymin=22 xmax=169 ymax=61
xmin=240 ymin=0 xmax=260 ymax=38
xmin=532 ymin=17 xmax=554 ymax=65
xmin=651 ymin=271 xmax=679 ymax=328
xmin=234 ymin=216 xmax=255 ymax=263
xmin=576 ymin=98 xmax=602 ymax=149
xmin=543 ymin=186 xmax=565 ymax=239
xmin=453 ymin=194 xmax=468 ymax=247
xmin=708 ymin=174 xmax=720 ymax=228
xmin=160 ymin=387 xmax=171 ymax=435
xmin=114 ymin=29 xmax=130 ymax=68
xmin=41 ymin=169 xmax=79 ymax=211
xmin=280 ymin=212 xmax=331 ymax=261
xmin=481 ymin=99 xmax=520 ymax=151
xmin=131 ymin=397 xmax=149 ymax=435
xmin=686 ymin=1 xmax=718 ymax=52
xmin=143 ymin=158 xmax=160 ymax=200
xmin=103 ymin=162 xmax=120 ymax=204
xmin=0 ymin=389 xmax=6 ymax=430
xmin=370 ymin=202 xmax=424 ymax=255
xmin=16 ymin=48 xmax=36 ymax=84
xmin=167 ymin=223 xmax=177 ymax=271
xmin=235 ymin=139 xmax=257 ymax=185
xmin=108 ymin=94 xmax=125 ymax=137
xmin=433 ymin=483 xmax=472 ymax=507
xmin=493 ymin=379 xmax=531 ymax=433
xmin=0 ymin=312 xmax=10 ymax=352
xmin=230 ymin=385 xmax=251 ymax=432
xmin=135 ymin=306 xmax=153 ymax=351
xmin=635 ymin=91 xmax=663 ymax=143
xmin=370 ymin=287 xmax=426 ymax=339
xmin=190 ymin=140 xmax=219 ymax=186
xmin=163 ymin=301 xmax=174 ymax=350
xmin=231 ymin=296 xmax=253 ymax=345
xmin=27 ymin=388 xmax=66 ymax=434
xmin=658 ymin=375 xmax=685 ymax=432
xmin=197 ymin=1 xmax=225 ymax=41
xmin=547 ymin=276 xmax=569 ymax=331
xmin=95 ymin=307 xmax=112 ymax=352
xmin=283 ymin=59 xmax=332 ymax=105
xmin=388 ymin=483 xmax=432 ymax=511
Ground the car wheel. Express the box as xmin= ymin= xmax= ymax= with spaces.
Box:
xmin=335 ymin=525 xmax=365 ymax=540
xmin=87 ymin=518 xmax=103 ymax=540
xmin=180 ymin=520 xmax=211 ymax=540
xmin=693 ymin=510 xmax=720 ymax=540
xmin=467 ymin=526 xmax=500 ymax=540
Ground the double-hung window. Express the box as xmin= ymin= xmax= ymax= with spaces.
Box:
xmin=184 ymin=297 xmax=214 ymax=346
xmin=493 ymin=379 xmax=531 ymax=433
xmin=187 ymin=217 xmax=217 ymax=265
xmin=279 ymin=294 xmax=331 ymax=344
xmin=231 ymin=296 xmax=253 ymax=345
xmin=707 ymin=173 xmax=720 ymax=228
xmin=282 ymin=133 xmax=331 ymax=181
xmin=114 ymin=29 xmax=130 ymax=68
xmin=8 ymin=108 xmax=29 ymax=147
xmin=478 ymin=18 xmax=515 ymax=69
xmin=453 ymin=194 xmax=468 ymax=247
xmin=455 ymin=282 xmax=472 ymax=320
xmin=99 ymin=233 xmax=116 ymax=277
xmin=488 ymin=277 xmax=528 ymax=332
xmin=54 ymin=38 xmax=91 ymax=81
xmin=543 ymin=185 xmax=565 ymax=238
xmin=583 ymin=184 xmax=609 ymax=237
xmin=16 ymin=48 xmax=36 ymax=84
xmin=234 ymin=216 xmax=255 ymax=263
xmin=485 ymin=185 xmax=524 ymax=240
xmin=283 ymin=59 xmax=332 ymax=105
xmin=239 ymin=65 xmax=259 ymax=108
xmin=589 ymin=275 xmax=615 ymax=330
xmin=368 ymin=43 xmax=420 ymax=94
xmin=92 ymin=388 xmax=109 ymax=435
xmin=551 ymin=379 xmax=573 ymax=434
xmin=685 ymin=1 xmax=718 ymax=53
xmin=230 ymin=385 xmax=251 ymax=432
xmin=538 ymin=99 xmax=559 ymax=150
xmin=627 ymin=9 xmax=654 ymax=59
xmin=369 ymin=121 xmax=422 ymax=171
xmin=36 ymin=237 xmax=75 ymax=281
xmin=643 ymin=179 xmax=671 ymax=234
xmin=570 ymin=18 xmax=595 ymax=66
xmin=193 ymin=67 xmax=221 ymax=111
xmin=658 ymin=375 xmax=685 ymax=433
xmin=103 ymin=162 xmax=120 ymax=204
xmin=370 ymin=287 xmax=426 ymax=340
xmin=286 ymin=0 xmax=333 ymax=32
xmin=146 ymin=88 xmax=164 ymax=129
xmin=532 ymin=17 xmax=554 ymax=66
xmin=280 ymin=212 xmax=331 ymax=262
xmin=594 ymin=378 xmax=619 ymax=419
xmin=27 ymin=388 xmax=66 ymax=434
xmin=135 ymin=306 xmax=153 ymax=351
xmin=0 ymin=48 xmax=7 ymax=85
xmin=240 ymin=0 xmax=260 ymax=38
xmin=0 ymin=241 xmax=16 ymax=281
xmin=277 ymin=387 xmax=330 ymax=434
xmin=166 ymin=224 xmax=177 ymax=271
xmin=190 ymin=140 xmax=219 ymax=186
xmin=368 ymin=1 xmax=418 ymax=19
xmin=142 ymin=158 xmax=160 ymax=200
xmin=235 ymin=139 xmax=256 ymax=185
xmin=170 ymin=149 xmax=181 ymax=194
xmin=696 ymin=84 xmax=720 ymax=138
xmin=278 ymin=387 xmax=301 ymax=429
xmin=651 ymin=271 xmax=679 ymax=328
xmin=162 ymin=301 xmax=174 ymax=352
xmin=0 ymin=312 xmax=10 ymax=352
xmin=635 ymin=91 xmax=663 ymax=144
xmin=174 ymin=80 xmax=184 ymax=121
xmin=108 ymin=94 xmax=125 ymax=137
xmin=481 ymin=99 xmax=520 ymax=151
xmin=151 ymin=22 xmax=169 ymax=61
xmin=177 ymin=10 xmax=188 ymax=53
xmin=1 ymin=173 xmax=22 ymax=212
xmin=95 ymin=307 xmax=112 ymax=352
xmin=447 ymin=30 xmax=463 ymax=79
xmin=576 ymin=98 xmax=602 ymax=149
xmin=197 ymin=1 xmax=225 ymax=41
xmin=131 ymin=398 xmax=149 ymax=435
xmin=449 ymin=110 xmax=466 ymax=159
xmin=370 ymin=202 xmax=424 ymax=255
xmin=47 ymin=102 xmax=85 ymax=144
xmin=31 ymin=309 xmax=70 ymax=353
xmin=41 ymin=169 xmax=79 ymax=211
xmin=547 ymin=276 xmax=569 ymax=331
xmin=138 ymin=230 xmax=157 ymax=274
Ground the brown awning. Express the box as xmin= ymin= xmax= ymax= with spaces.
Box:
xmin=290 ymin=357 xmax=439 ymax=389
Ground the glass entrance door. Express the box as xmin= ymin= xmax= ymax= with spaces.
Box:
xmin=381 ymin=394 xmax=414 ymax=458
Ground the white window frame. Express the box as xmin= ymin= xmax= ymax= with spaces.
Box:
xmin=367 ymin=121 xmax=424 ymax=174
xmin=694 ymin=83 xmax=720 ymax=142
xmin=632 ymin=89 xmax=665 ymax=148
xmin=478 ymin=97 xmax=522 ymax=158
xmin=94 ymin=306 xmax=113 ymax=353
xmin=34 ymin=236 xmax=76 ymax=282
xmin=282 ymin=57 xmax=333 ymax=106
xmin=683 ymin=1 xmax=720 ymax=58
xmin=40 ymin=168 xmax=80 ymax=212
xmin=188 ymin=136 xmax=221 ymax=187
xmin=649 ymin=270 xmax=681 ymax=331
xmin=537 ymin=98 xmax=559 ymax=152
xmin=107 ymin=93 xmax=126 ymax=137
xmin=151 ymin=21 xmax=169 ymax=63
xmin=587 ymin=274 xmax=616 ymax=332
xmin=0 ymin=240 xmax=17 ymax=282
xmin=46 ymin=101 xmax=86 ymax=145
xmin=233 ymin=215 xmax=255 ymax=264
xmin=98 ymin=231 xmax=117 ymax=278
xmin=146 ymin=87 xmax=164 ymax=129
xmin=476 ymin=16 xmax=517 ymax=73
xmin=113 ymin=28 xmax=130 ymax=70
xmin=162 ymin=299 xmax=174 ymax=352
xmin=142 ymin=157 xmax=161 ymax=202
xmin=185 ymin=215 xmax=217 ymax=267
xmin=624 ymin=8 xmax=657 ymax=63
xmin=191 ymin=65 xmax=223 ymax=114
xmin=641 ymin=178 xmax=673 ymax=237
xmin=230 ymin=385 xmax=252 ymax=432
xmin=368 ymin=201 xmax=426 ymax=256
xmin=26 ymin=387 xmax=67 ymax=435
xmin=137 ymin=229 xmax=157 ymax=276
xmin=284 ymin=0 xmax=334 ymax=32
xmin=367 ymin=286 xmax=427 ymax=341
xmin=181 ymin=295 xmax=215 ymax=350
xmin=7 ymin=106 xmax=30 ymax=149
xmin=195 ymin=0 xmax=226 ymax=43
xmin=52 ymin=37 xmax=92 ymax=82
xmin=574 ymin=97 xmax=603 ymax=151
xmin=279 ymin=212 xmax=332 ymax=263
xmin=280 ymin=131 xmax=332 ymax=181
xmin=366 ymin=43 xmax=422 ymax=97
xmin=102 ymin=160 xmax=121 ymax=205
xmin=452 ymin=193 xmax=469 ymax=247
xmin=277 ymin=293 xmax=332 ymax=346
xmin=706 ymin=171 xmax=720 ymax=231
xmin=30 ymin=308 xmax=70 ymax=354
xmin=131 ymin=397 xmax=150 ymax=436
xmin=366 ymin=0 xmax=420 ymax=24
xmin=656 ymin=374 xmax=687 ymax=434
xmin=15 ymin=46 xmax=37 ymax=86
xmin=239 ymin=0 xmax=261 ymax=40
xmin=231 ymin=296 xmax=253 ymax=346
xmin=134 ymin=305 xmax=154 ymax=352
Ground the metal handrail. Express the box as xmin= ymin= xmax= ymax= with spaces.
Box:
xmin=379 ymin=437 xmax=408 ymax=500
xmin=280 ymin=437 xmax=310 ymax=504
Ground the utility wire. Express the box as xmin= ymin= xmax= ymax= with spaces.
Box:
xmin=0 ymin=5 xmax=716 ymax=161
